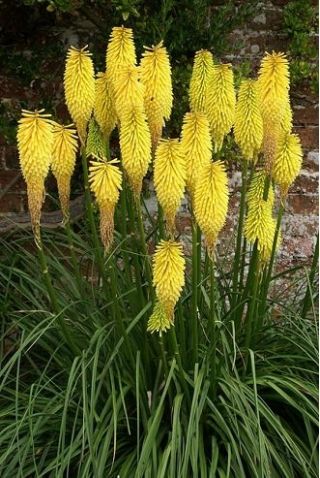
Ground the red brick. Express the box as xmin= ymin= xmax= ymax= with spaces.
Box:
xmin=287 ymin=194 xmax=319 ymax=215
xmin=292 ymin=105 xmax=319 ymax=125
xmin=293 ymin=126 xmax=319 ymax=151
xmin=4 ymin=145 xmax=19 ymax=170
xmin=0 ymin=193 xmax=24 ymax=213
xmin=0 ymin=170 xmax=26 ymax=192
xmin=290 ymin=172 xmax=319 ymax=195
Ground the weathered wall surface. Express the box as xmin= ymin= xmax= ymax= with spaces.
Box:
xmin=0 ymin=0 xmax=318 ymax=265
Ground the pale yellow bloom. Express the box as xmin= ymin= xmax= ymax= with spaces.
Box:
xmin=106 ymin=26 xmax=136 ymax=83
xmin=94 ymin=71 xmax=117 ymax=139
xmin=272 ymin=133 xmax=302 ymax=195
xmin=180 ymin=111 xmax=212 ymax=194
xmin=51 ymin=123 xmax=78 ymax=222
xmin=114 ymin=65 xmax=144 ymax=120
xmin=119 ymin=105 xmax=152 ymax=196
xmin=234 ymin=79 xmax=263 ymax=160
xmin=17 ymin=109 xmax=53 ymax=244
xmin=206 ymin=64 xmax=236 ymax=152
xmin=64 ymin=45 xmax=95 ymax=143
xmin=153 ymin=240 xmax=185 ymax=319
xmin=140 ymin=41 xmax=172 ymax=148
xmin=89 ymin=158 xmax=122 ymax=251
xmin=154 ymin=139 xmax=186 ymax=234
xmin=189 ymin=49 xmax=214 ymax=113
xmin=194 ymin=161 xmax=228 ymax=256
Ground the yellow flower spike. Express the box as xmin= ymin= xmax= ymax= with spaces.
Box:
xmin=180 ymin=111 xmax=212 ymax=194
xmin=272 ymin=133 xmax=302 ymax=195
xmin=51 ymin=123 xmax=78 ymax=222
xmin=189 ymin=49 xmax=214 ymax=113
xmin=105 ymin=26 xmax=136 ymax=83
xmin=234 ymin=79 xmax=263 ymax=161
xmin=64 ymin=45 xmax=95 ymax=143
xmin=153 ymin=240 xmax=185 ymax=319
xmin=154 ymin=139 xmax=186 ymax=234
xmin=244 ymin=200 xmax=276 ymax=261
xmin=247 ymin=170 xmax=274 ymax=208
xmin=140 ymin=41 xmax=173 ymax=148
xmin=94 ymin=71 xmax=117 ymax=139
xmin=244 ymin=171 xmax=279 ymax=261
xmin=119 ymin=105 xmax=152 ymax=197
xmin=194 ymin=160 xmax=229 ymax=257
xmin=147 ymin=301 xmax=172 ymax=335
xmin=113 ymin=65 xmax=144 ymax=120
xmin=206 ymin=64 xmax=236 ymax=152
xmin=257 ymin=51 xmax=290 ymax=168
xmin=89 ymin=158 xmax=122 ymax=251
xmin=17 ymin=109 xmax=54 ymax=245
xmin=258 ymin=51 xmax=290 ymax=125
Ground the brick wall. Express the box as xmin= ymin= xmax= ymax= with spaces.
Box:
xmin=0 ymin=0 xmax=318 ymax=264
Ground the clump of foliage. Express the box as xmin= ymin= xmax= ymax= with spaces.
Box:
xmin=0 ymin=25 xmax=318 ymax=477
xmin=283 ymin=0 xmax=318 ymax=94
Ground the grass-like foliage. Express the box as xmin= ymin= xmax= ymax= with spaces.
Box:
xmin=0 ymin=222 xmax=318 ymax=477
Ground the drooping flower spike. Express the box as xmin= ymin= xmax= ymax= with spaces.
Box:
xmin=154 ymin=139 xmax=186 ymax=235
xmin=194 ymin=160 xmax=229 ymax=257
xmin=189 ymin=49 xmax=214 ymax=113
xmin=119 ymin=105 xmax=152 ymax=197
xmin=140 ymin=41 xmax=173 ymax=149
xmin=64 ymin=45 xmax=95 ymax=143
xmin=272 ymin=133 xmax=302 ymax=196
xmin=51 ymin=123 xmax=78 ymax=222
xmin=106 ymin=26 xmax=136 ymax=83
xmin=180 ymin=111 xmax=212 ymax=194
xmin=234 ymin=79 xmax=263 ymax=161
xmin=89 ymin=158 xmax=122 ymax=251
xmin=94 ymin=71 xmax=117 ymax=139
xmin=17 ymin=109 xmax=54 ymax=245
xmin=152 ymin=240 xmax=185 ymax=322
xmin=206 ymin=63 xmax=236 ymax=152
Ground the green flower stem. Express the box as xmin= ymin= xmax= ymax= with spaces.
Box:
xmin=168 ymin=327 xmax=190 ymax=403
xmin=239 ymin=237 xmax=247 ymax=294
xmin=191 ymin=223 xmax=199 ymax=364
xmin=64 ymin=220 xmax=84 ymax=298
xmin=244 ymin=240 xmax=260 ymax=349
xmin=108 ymin=257 xmax=135 ymax=367
xmin=136 ymin=198 xmax=155 ymax=304
xmin=81 ymin=147 xmax=106 ymax=287
xmin=259 ymin=200 xmax=285 ymax=318
xmin=197 ymin=225 xmax=202 ymax=298
xmin=209 ymin=257 xmax=217 ymax=397
xmin=37 ymin=239 xmax=80 ymax=355
xmin=119 ymin=188 xmax=132 ymax=284
xmin=231 ymin=160 xmax=248 ymax=316
xmin=302 ymin=233 xmax=319 ymax=319
xmin=157 ymin=203 xmax=166 ymax=240
xmin=176 ymin=301 xmax=186 ymax=363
